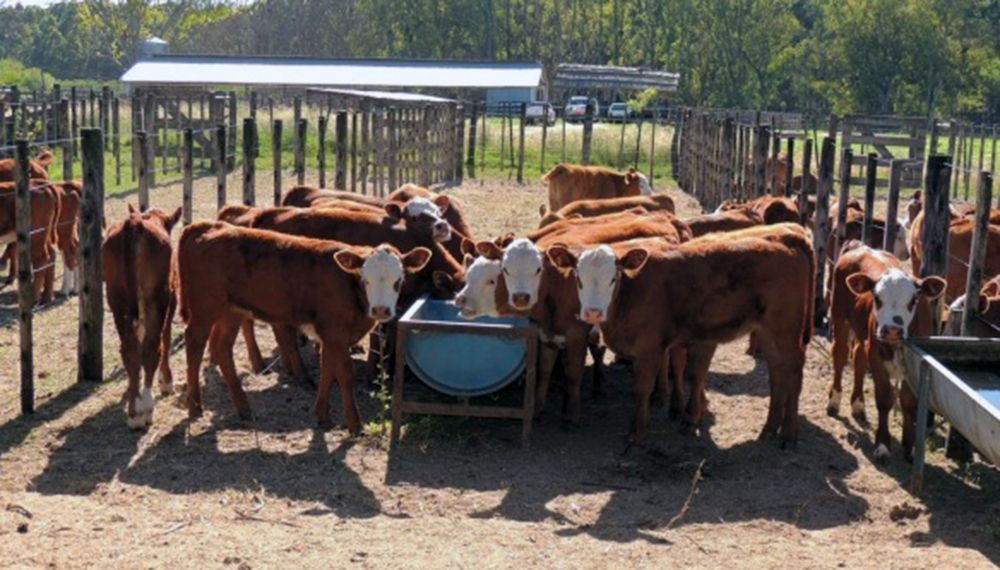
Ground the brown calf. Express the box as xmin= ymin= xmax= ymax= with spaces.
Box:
xmin=827 ymin=241 xmax=946 ymax=460
xmin=0 ymin=181 xmax=59 ymax=304
xmin=538 ymin=193 xmax=676 ymax=228
xmin=177 ymin=222 xmax=430 ymax=432
xmin=909 ymin=211 xmax=1000 ymax=302
xmin=542 ymin=163 xmax=652 ymax=214
xmin=103 ymin=205 xmax=182 ymax=428
xmin=0 ymin=150 xmax=53 ymax=182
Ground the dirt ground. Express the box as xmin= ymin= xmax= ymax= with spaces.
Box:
xmin=0 ymin=172 xmax=998 ymax=569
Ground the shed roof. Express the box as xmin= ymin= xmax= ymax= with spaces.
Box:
xmin=553 ymin=64 xmax=680 ymax=92
xmin=121 ymin=55 xmax=543 ymax=89
xmin=309 ymin=88 xmax=456 ymax=103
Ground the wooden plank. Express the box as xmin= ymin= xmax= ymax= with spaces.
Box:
xmin=834 ymin=148 xmax=853 ymax=258
xmin=920 ymin=155 xmax=951 ymax=329
xmin=15 ymin=140 xmax=33 ymax=412
xmin=517 ymin=103 xmax=526 ymax=184
xmin=272 ymin=119 xmax=283 ymax=205
xmin=350 ymin=111 xmax=358 ymax=192
xmin=335 ymin=111 xmax=348 ymax=190
xmin=842 ymin=134 xmax=918 ymax=147
xmin=216 ymin=124 xmax=227 ymax=211
xmin=242 ymin=117 xmax=256 ymax=206
xmin=884 ymin=160 xmax=903 ymax=253
xmin=78 ymin=129 xmax=105 ymax=383
xmin=799 ymin=138 xmax=813 ymax=225
xmin=182 ymin=128 xmax=193 ymax=225
xmin=813 ymin=136 xmax=836 ymax=327
xmin=581 ymin=101 xmax=594 ymax=165
xmin=960 ymin=171 xmax=994 ymax=336
xmin=862 ymin=153 xmax=878 ymax=245
xmin=317 ymin=114 xmax=327 ymax=188
xmin=137 ymin=131 xmax=150 ymax=210
xmin=295 ymin=118 xmax=307 ymax=186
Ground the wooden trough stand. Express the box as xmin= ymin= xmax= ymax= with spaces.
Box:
xmin=391 ymin=296 xmax=538 ymax=448
xmin=903 ymin=337 xmax=1000 ymax=494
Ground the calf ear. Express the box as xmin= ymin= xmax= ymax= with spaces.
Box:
xmin=845 ymin=272 xmax=876 ymax=296
xmin=463 ymin=253 xmax=476 ymax=270
xmin=432 ymin=194 xmax=451 ymax=214
xmin=545 ymin=244 xmax=577 ymax=275
xmin=165 ymin=207 xmax=182 ymax=233
xmin=538 ymin=204 xmax=547 ymax=218
xmin=401 ymin=247 xmax=432 ymax=273
xmin=460 ymin=237 xmax=476 ymax=257
xmin=619 ymin=248 xmax=649 ymax=278
xmin=918 ymin=276 xmax=947 ymax=300
xmin=333 ymin=250 xmax=366 ymax=274
xmin=127 ymin=203 xmax=137 ymax=215
xmin=432 ymin=270 xmax=455 ymax=293
xmin=498 ymin=233 xmax=515 ymax=248
xmin=384 ymin=202 xmax=404 ymax=219
xmin=477 ymin=240 xmax=504 ymax=260
xmin=982 ymin=279 xmax=1000 ymax=299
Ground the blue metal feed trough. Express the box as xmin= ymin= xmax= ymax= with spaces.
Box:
xmin=401 ymin=297 xmax=531 ymax=397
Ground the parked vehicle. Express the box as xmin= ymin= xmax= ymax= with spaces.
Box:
xmin=525 ymin=101 xmax=556 ymax=126
xmin=564 ymin=96 xmax=599 ymax=122
xmin=607 ymin=102 xmax=631 ymax=122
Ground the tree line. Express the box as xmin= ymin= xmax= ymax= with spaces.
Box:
xmin=0 ymin=0 xmax=997 ymax=120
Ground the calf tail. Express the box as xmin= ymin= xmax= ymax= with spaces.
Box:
xmin=121 ymin=219 xmax=140 ymax=326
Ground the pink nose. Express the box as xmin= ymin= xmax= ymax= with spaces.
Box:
xmin=511 ymin=293 xmax=531 ymax=308
xmin=371 ymin=306 xmax=393 ymax=321
xmin=877 ymin=325 xmax=903 ymax=342
xmin=583 ymin=308 xmax=604 ymax=324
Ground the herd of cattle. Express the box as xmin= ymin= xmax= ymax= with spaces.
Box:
xmin=4 ymin=157 xmax=1000 ymax=462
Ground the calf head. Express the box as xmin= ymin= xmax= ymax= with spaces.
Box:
xmin=334 ymin=244 xmax=432 ymax=322
xmin=478 ymin=237 xmax=544 ymax=310
xmin=845 ymin=268 xmax=946 ymax=344
xmin=128 ymin=203 xmax=181 ymax=235
xmin=454 ymin=252 xmax=502 ymax=319
xmin=903 ymin=190 xmax=922 ymax=229
xmin=547 ymin=244 xmax=649 ymax=325
xmin=386 ymin=195 xmax=452 ymax=242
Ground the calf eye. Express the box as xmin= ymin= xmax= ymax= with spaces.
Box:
xmin=394 ymin=279 xmax=402 ymax=292
xmin=576 ymin=277 xmax=583 ymax=289
xmin=502 ymin=267 xmax=509 ymax=275
xmin=609 ymin=277 xmax=616 ymax=286
xmin=535 ymin=267 xmax=542 ymax=275
xmin=874 ymin=296 xmax=883 ymax=309
xmin=487 ymin=279 xmax=496 ymax=286
xmin=907 ymin=295 xmax=917 ymax=311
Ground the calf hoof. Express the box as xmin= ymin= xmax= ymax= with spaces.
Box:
xmin=758 ymin=426 xmax=779 ymax=440
xmin=236 ymin=408 xmax=254 ymax=422
xmin=779 ymin=436 xmax=798 ymax=450
xmin=317 ymin=417 xmax=335 ymax=431
xmin=874 ymin=443 xmax=891 ymax=462
xmin=851 ymin=400 xmax=867 ymax=423
xmin=679 ymin=418 xmax=698 ymax=435
xmin=826 ymin=390 xmax=842 ymax=417
xmin=125 ymin=413 xmax=150 ymax=430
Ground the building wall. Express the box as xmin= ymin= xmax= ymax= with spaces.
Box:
xmin=485 ymin=87 xmax=538 ymax=105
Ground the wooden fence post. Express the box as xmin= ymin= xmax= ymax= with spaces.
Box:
xmin=350 ymin=111 xmax=358 ymax=192
xmin=456 ymin=104 xmax=466 ymax=184
xmin=834 ymin=148 xmax=854 ymax=257
xmin=137 ymin=130 xmax=150 ymax=211
xmin=799 ymin=138 xmax=813 ymax=225
xmin=60 ymin=99 xmax=72 ymax=180
xmin=754 ymin=125 xmax=769 ymax=196
xmin=784 ymin=137 xmax=795 ymax=197
xmin=78 ymin=129 xmax=105 ymax=383
xmin=560 ymin=108 xmax=567 ymax=163
xmin=216 ymin=124 xmax=227 ymax=211
xmin=15 ymin=140 xmax=33 ymax=412
xmin=227 ymin=91 xmax=237 ymax=170
xmin=317 ymin=114 xmax=328 ymax=188
xmin=271 ymin=120 xmax=283 ymax=205
xmin=920 ymin=155 xmax=951 ymax=328
xmin=769 ymin=131 xmax=781 ymax=196
xmin=388 ymin=108 xmax=398 ymax=191
xmin=112 ymin=97 xmax=121 ymax=186
xmin=242 ymin=118 xmax=256 ymax=206
xmin=465 ymin=103 xmax=477 ymax=179
xmin=336 ymin=111 xmax=348 ymax=189
xmin=649 ymin=109 xmax=657 ymax=181
xmin=361 ymin=104 xmax=370 ymax=195
xmin=295 ymin=118 xmax=307 ymax=186
xmin=813 ymin=136 xmax=835 ymax=329
xmin=862 ymin=153 xmax=878 ymax=246
xmin=182 ymin=128 xmax=193 ymax=225
xmin=517 ymin=103 xmax=526 ymax=184
xmin=884 ymin=159 xmax=903 ymax=253
xmin=960 ymin=170 xmax=993 ymax=336
xmin=581 ymin=101 xmax=594 ymax=165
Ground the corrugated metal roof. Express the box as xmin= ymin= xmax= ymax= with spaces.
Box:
xmin=553 ymin=64 xmax=680 ymax=92
xmin=309 ymin=88 xmax=456 ymax=103
xmin=121 ymin=55 xmax=543 ymax=89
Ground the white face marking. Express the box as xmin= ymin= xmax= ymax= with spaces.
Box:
xmin=454 ymin=257 xmax=501 ymax=319
xmin=576 ymin=245 xmax=618 ymax=324
xmin=636 ymin=172 xmax=653 ymax=195
xmin=871 ymin=268 xmax=920 ymax=342
xmin=501 ymin=238 xmax=544 ymax=309
xmin=360 ymin=246 xmax=406 ymax=321
xmin=405 ymin=196 xmax=451 ymax=242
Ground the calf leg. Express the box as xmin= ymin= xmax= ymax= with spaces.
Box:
xmin=588 ymin=341 xmax=606 ymax=399
xmin=681 ymin=343 xmax=715 ymax=433
xmin=668 ymin=346 xmax=688 ymax=420
xmin=562 ymin=330 xmax=589 ymax=427
xmin=534 ymin=344 xmax=559 ymax=418
xmin=274 ymin=324 xmax=312 ymax=387
xmin=850 ymin=340 xmax=868 ymax=421
xmin=317 ymin=342 xmax=361 ymax=433
xmin=136 ymin=300 xmax=168 ymax=427
xmin=650 ymin=347 xmax=670 ymax=408
xmin=871 ymin=361 xmax=895 ymax=460
xmin=240 ymin=319 xmax=267 ymax=374
xmin=183 ymin=321 xmax=212 ymax=418
xmin=157 ymin=293 xmax=176 ymax=396
xmin=210 ymin=316 xmax=252 ymax=420
xmin=827 ymin=318 xmax=850 ymax=416
xmin=628 ymin=354 xmax=661 ymax=443
xmin=113 ymin=313 xmax=144 ymax=429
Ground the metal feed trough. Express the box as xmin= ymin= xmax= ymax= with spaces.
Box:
xmin=903 ymin=336 xmax=1000 ymax=493
xmin=390 ymin=296 xmax=538 ymax=447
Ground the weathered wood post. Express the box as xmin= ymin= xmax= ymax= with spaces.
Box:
xmin=884 ymin=159 xmax=903 ymax=253
xmin=581 ymin=100 xmax=594 ymax=165
xmin=617 ymin=111 xmax=627 ymax=169
xmin=388 ymin=107 xmax=398 ymax=191
xmin=216 ymin=124 xmax=227 ymax=211
xmin=317 ymin=114 xmax=328 ymax=188
xmin=754 ymin=126 xmax=770 ymax=196
xmin=813 ymin=136 xmax=835 ymax=329
xmin=960 ymin=170 xmax=994 ymax=336
xmin=350 ymin=111 xmax=358 ymax=192
xmin=649 ymin=108 xmax=657 ymax=181
xmin=361 ymin=103 xmax=370 ymax=195
xmin=242 ymin=118 xmax=256 ymax=206
xmin=78 ymin=129 xmax=105 ymax=383
xmin=633 ymin=115 xmax=643 ymax=170
xmin=137 ymin=131 xmax=150 ymax=211
xmin=70 ymin=86 xmax=78 ymax=158
xmin=456 ymin=103 xmax=466 ymax=184
xmin=227 ymin=92 xmax=237 ymax=170
xmin=862 ymin=153 xmax=878 ymax=246
xmin=769 ymin=131 xmax=781 ymax=196
xmin=15 ymin=140 xmax=33 ymax=412
xmin=336 ymin=111 xmax=348 ymax=189
xmin=799 ymin=138 xmax=813 ymax=225
xmin=466 ymin=102 xmax=478 ymax=178
xmin=112 ymin=97 xmax=121 ymax=185
xmin=295 ymin=118 xmax=307 ymax=185
xmin=272 ymin=119 xmax=283 ymax=205
xmin=560 ymin=106 xmax=567 ymax=163
xmin=834 ymin=148 xmax=854 ymax=257
xmin=517 ymin=102 xmax=526 ymax=184
xmin=60 ymin=99 xmax=72 ymax=180
xmin=783 ymin=137 xmax=795 ymax=197
xmin=182 ymin=128 xmax=193 ymax=225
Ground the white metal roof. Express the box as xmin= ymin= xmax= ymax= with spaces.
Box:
xmin=309 ymin=88 xmax=456 ymax=103
xmin=121 ymin=55 xmax=543 ymax=89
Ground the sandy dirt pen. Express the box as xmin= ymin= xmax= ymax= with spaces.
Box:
xmin=0 ymin=171 xmax=998 ymax=568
